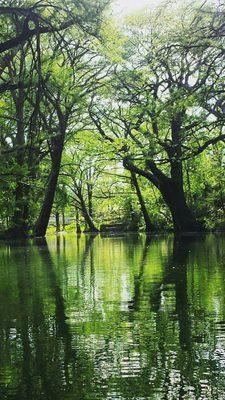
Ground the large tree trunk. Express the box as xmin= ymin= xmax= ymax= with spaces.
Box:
xmin=163 ymin=118 xmax=204 ymax=232
xmin=124 ymin=158 xmax=204 ymax=233
xmin=159 ymin=161 xmax=203 ymax=232
xmin=34 ymin=133 xmax=64 ymax=237
xmin=131 ymin=172 xmax=154 ymax=232
xmin=160 ymin=178 xmax=203 ymax=232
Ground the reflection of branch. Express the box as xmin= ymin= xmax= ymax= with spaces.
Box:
xmin=129 ymin=236 xmax=152 ymax=312
xmin=79 ymin=234 xmax=97 ymax=280
xmin=35 ymin=239 xmax=75 ymax=357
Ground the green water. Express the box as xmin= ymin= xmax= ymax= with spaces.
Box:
xmin=0 ymin=234 xmax=225 ymax=400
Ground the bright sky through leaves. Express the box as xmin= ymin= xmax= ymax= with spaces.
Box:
xmin=113 ymin=0 xmax=164 ymax=16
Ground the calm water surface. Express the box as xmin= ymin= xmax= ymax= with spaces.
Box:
xmin=0 ymin=233 xmax=225 ymax=400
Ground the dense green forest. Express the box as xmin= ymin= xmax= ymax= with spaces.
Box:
xmin=0 ymin=0 xmax=225 ymax=238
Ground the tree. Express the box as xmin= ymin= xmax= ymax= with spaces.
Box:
xmin=0 ymin=0 xmax=108 ymax=54
xmin=60 ymin=138 xmax=105 ymax=232
xmin=0 ymin=0 xmax=109 ymax=238
xmin=1 ymin=0 xmax=225 ymax=237
xmin=89 ymin=1 xmax=225 ymax=232
xmin=33 ymin=32 xmax=109 ymax=236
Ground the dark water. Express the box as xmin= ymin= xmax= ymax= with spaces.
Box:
xmin=0 ymin=234 xmax=225 ymax=400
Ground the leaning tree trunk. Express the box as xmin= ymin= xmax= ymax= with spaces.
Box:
xmin=34 ymin=133 xmax=64 ymax=237
xmin=79 ymin=192 xmax=98 ymax=233
xmin=131 ymin=171 xmax=154 ymax=232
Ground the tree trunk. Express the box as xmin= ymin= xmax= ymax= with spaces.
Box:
xmin=62 ymin=212 xmax=66 ymax=231
xmin=131 ymin=172 xmax=154 ymax=232
xmin=161 ymin=180 xmax=202 ymax=232
xmin=79 ymin=193 xmax=98 ymax=233
xmin=10 ymin=85 xmax=29 ymax=237
xmin=55 ymin=211 xmax=60 ymax=232
xmin=159 ymin=162 xmax=203 ymax=232
xmin=165 ymin=118 xmax=203 ymax=232
xmin=34 ymin=132 xmax=64 ymax=237
xmin=75 ymin=208 xmax=81 ymax=234
xmin=124 ymin=157 xmax=204 ymax=233
xmin=87 ymin=183 xmax=93 ymax=218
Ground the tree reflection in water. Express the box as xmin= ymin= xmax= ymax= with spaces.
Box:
xmin=0 ymin=234 xmax=225 ymax=399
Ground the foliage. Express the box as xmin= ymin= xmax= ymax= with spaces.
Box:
xmin=0 ymin=0 xmax=225 ymax=237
